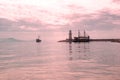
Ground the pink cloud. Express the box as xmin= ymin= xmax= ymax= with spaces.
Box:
xmin=0 ymin=0 xmax=120 ymax=32
xmin=20 ymin=26 xmax=38 ymax=31
xmin=113 ymin=0 xmax=120 ymax=3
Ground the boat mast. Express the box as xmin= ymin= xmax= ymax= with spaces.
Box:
xmin=84 ymin=30 xmax=86 ymax=37
xmin=38 ymin=35 xmax=40 ymax=39
xmin=78 ymin=30 xmax=80 ymax=38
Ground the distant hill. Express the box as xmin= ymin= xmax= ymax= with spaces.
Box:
xmin=0 ymin=38 xmax=23 ymax=42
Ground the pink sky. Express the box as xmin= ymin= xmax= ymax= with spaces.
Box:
xmin=0 ymin=0 xmax=120 ymax=41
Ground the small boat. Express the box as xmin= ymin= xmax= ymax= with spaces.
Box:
xmin=36 ymin=36 xmax=41 ymax=43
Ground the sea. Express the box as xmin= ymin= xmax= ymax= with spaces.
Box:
xmin=0 ymin=41 xmax=120 ymax=80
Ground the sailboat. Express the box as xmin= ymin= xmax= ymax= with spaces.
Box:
xmin=73 ymin=30 xmax=90 ymax=42
xmin=36 ymin=36 xmax=41 ymax=43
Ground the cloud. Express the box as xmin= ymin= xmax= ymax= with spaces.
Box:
xmin=113 ymin=0 xmax=120 ymax=3
xmin=17 ymin=19 xmax=42 ymax=27
xmin=0 ymin=0 xmax=120 ymax=33
xmin=64 ymin=9 xmax=120 ymax=31
xmin=0 ymin=18 xmax=44 ymax=31
xmin=0 ymin=18 xmax=17 ymax=31
xmin=0 ymin=8 xmax=120 ymax=32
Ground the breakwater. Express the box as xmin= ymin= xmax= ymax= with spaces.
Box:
xmin=59 ymin=39 xmax=120 ymax=43
xmin=90 ymin=39 xmax=120 ymax=43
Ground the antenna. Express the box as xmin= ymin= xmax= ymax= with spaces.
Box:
xmin=84 ymin=30 xmax=86 ymax=37
xmin=38 ymin=35 xmax=40 ymax=38
xmin=78 ymin=30 xmax=80 ymax=37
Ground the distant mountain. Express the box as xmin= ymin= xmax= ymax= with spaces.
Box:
xmin=0 ymin=38 xmax=23 ymax=42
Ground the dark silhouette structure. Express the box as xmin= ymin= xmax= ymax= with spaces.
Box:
xmin=36 ymin=36 xmax=41 ymax=43
xmin=58 ymin=30 xmax=120 ymax=43
xmin=69 ymin=30 xmax=90 ymax=42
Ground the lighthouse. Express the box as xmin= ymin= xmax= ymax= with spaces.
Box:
xmin=69 ymin=30 xmax=72 ymax=41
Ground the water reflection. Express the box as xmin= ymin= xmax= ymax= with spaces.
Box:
xmin=36 ymin=42 xmax=41 ymax=54
xmin=68 ymin=42 xmax=73 ymax=60
xmin=67 ymin=42 xmax=120 ymax=80
xmin=0 ymin=42 xmax=120 ymax=80
xmin=68 ymin=42 xmax=90 ymax=61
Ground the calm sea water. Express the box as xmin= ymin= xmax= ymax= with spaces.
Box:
xmin=0 ymin=41 xmax=120 ymax=80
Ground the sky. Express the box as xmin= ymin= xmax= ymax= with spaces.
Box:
xmin=0 ymin=0 xmax=120 ymax=41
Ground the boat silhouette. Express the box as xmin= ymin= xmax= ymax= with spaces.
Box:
xmin=36 ymin=36 xmax=41 ymax=43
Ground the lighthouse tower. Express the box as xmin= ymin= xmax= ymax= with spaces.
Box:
xmin=69 ymin=30 xmax=72 ymax=41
